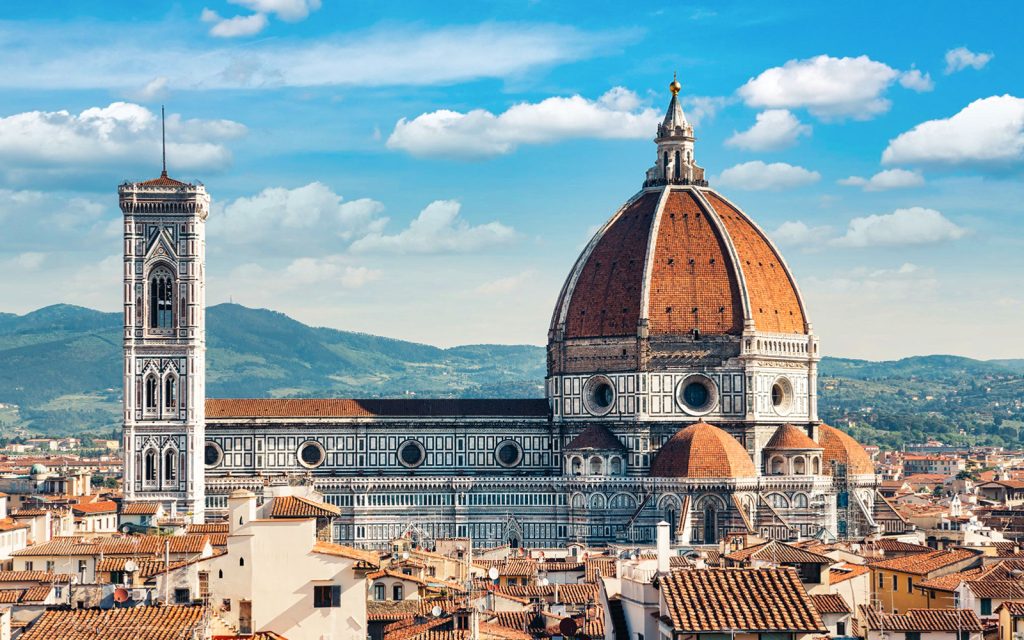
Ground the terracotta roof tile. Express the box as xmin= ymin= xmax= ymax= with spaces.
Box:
xmin=869 ymin=548 xmax=978 ymax=575
xmin=585 ymin=557 xmax=616 ymax=582
xmin=270 ymin=495 xmax=341 ymax=519
xmin=497 ymin=583 xmax=597 ymax=604
xmin=829 ymin=563 xmax=871 ymax=584
xmin=0 ymin=570 xmax=71 ymax=583
xmin=137 ymin=173 xmax=189 ymax=187
xmin=765 ymin=424 xmax=821 ymax=450
xmin=810 ymin=593 xmax=850 ymax=614
xmin=206 ymin=398 xmax=548 ymax=419
xmin=725 ymin=540 xmax=833 ymax=565
xmin=20 ymin=604 xmax=206 ymax=640
xmin=187 ymin=523 xmax=228 ymax=534
xmin=311 ymin=541 xmax=380 ymax=566
xmin=121 ymin=502 xmax=161 ymax=515
xmin=564 ymin=425 xmax=626 ymax=451
xmin=660 ymin=568 xmax=825 ymax=632
xmin=72 ymin=500 xmax=118 ymax=515
xmin=859 ymin=606 xmax=983 ymax=632
xmin=818 ymin=424 xmax=875 ymax=476
xmin=650 ymin=421 xmax=756 ymax=478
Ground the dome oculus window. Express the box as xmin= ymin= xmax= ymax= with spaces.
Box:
xmin=297 ymin=441 xmax=326 ymax=468
xmin=582 ymin=375 xmax=616 ymax=416
xmin=398 ymin=440 xmax=426 ymax=468
xmin=204 ymin=442 xmax=223 ymax=468
xmin=676 ymin=374 xmax=719 ymax=415
xmin=771 ymin=377 xmax=794 ymax=415
xmin=495 ymin=440 xmax=523 ymax=468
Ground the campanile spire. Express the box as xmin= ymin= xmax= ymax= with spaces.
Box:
xmin=644 ymin=74 xmax=706 ymax=187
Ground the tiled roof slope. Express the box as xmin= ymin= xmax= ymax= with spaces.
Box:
xmin=869 ymin=548 xmax=978 ymax=575
xmin=810 ymin=593 xmax=851 ymax=614
xmin=12 ymin=534 xmax=209 ymax=557
xmin=271 ymin=495 xmax=341 ymax=518
xmin=121 ymin=502 xmax=161 ymax=515
xmin=206 ymin=398 xmax=549 ymax=419
xmin=859 ymin=606 xmax=983 ymax=632
xmin=725 ymin=540 xmax=833 ymax=565
xmin=818 ymin=424 xmax=875 ymax=475
xmin=311 ymin=541 xmax=380 ymax=565
xmin=660 ymin=568 xmax=825 ymax=632
xmin=650 ymin=421 xmax=756 ymax=479
xmin=765 ymin=424 xmax=821 ymax=450
xmin=564 ymin=424 xmax=626 ymax=451
xmin=20 ymin=605 xmax=206 ymax=640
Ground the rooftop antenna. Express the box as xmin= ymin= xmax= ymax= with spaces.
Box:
xmin=160 ymin=105 xmax=167 ymax=178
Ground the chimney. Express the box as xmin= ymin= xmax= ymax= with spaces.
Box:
xmin=228 ymin=489 xmax=257 ymax=534
xmin=656 ymin=520 xmax=670 ymax=574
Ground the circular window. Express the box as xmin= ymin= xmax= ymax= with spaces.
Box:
xmin=204 ymin=442 xmax=223 ymax=468
xmin=582 ymin=375 xmax=616 ymax=416
xmin=495 ymin=440 xmax=523 ymax=468
xmin=771 ymin=377 xmax=794 ymax=415
xmin=398 ymin=440 xmax=425 ymax=468
xmin=676 ymin=374 xmax=718 ymax=415
xmin=297 ymin=441 xmax=326 ymax=468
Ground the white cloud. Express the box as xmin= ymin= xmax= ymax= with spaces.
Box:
xmin=132 ymin=76 xmax=170 ymax=101
xmin=725 ymin=109 xmax=811 ymax=151
xmin=882 ymin=95 xmax=1024 ymax=167
xmin=0 ymin=23 xmax=626 ymax=90
xmin=899 ymin=68 xmax=934 ymax=92
xmin=387 ymin=88 xmax=660 ymax=158
xmin=681 ymin=95 xmax=733 ymax=127
xmin=229 ymin=0 xmax=321 ymax=21
xmin=215 ymin=182 xmax=387 ymax=245
xmin=0 ymin=102 xmax=244 ymax=180
xmin=715 ymin=161 xmax=821 ymax=191
xmin=10 ymin=252 xmax=46 ymax=271
xmin=476 ymin=270 xmax=537 ymax=295
xmin=737 ymin=54 xmax=900 ymax=119
xmin=771 ymin=221 xmax=832 ymax=248
xmin=351 ymin=200 xmax=517 ymax=253
xmin=202 ymin=9 xmax=269 ymax=38
xmin=838 ymin=168 xmax=925 ymax=191
xmin=283 ymin=257 xmax=380 ymax=287
xmin=832 ymin=207 xmax=968 ymax=247
xmin=945 ymin=47 xmax=993 ymax=74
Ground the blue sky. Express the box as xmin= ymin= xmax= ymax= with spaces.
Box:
xmin=1 ymin=0 xmax=1022 ymax=359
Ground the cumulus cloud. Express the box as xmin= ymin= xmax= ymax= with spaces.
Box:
xmin=838 ymin=168 xmax=925 ymax=191
xmin=201 ymin=9 xmax=269 ymax=38
xmin=476 ymin=270 xmax=538 ymax=295
xmin=0 ymin=102 xmax=245 ymax=180
xmin=283 ymin=257 xmax=380 ymax=287
xmin=229 ymin=0 xmax=321 ymax=21
xmin=899 ymin=68 xmax=934 ymax=92
xmin=945 ymin=47 xmax=993 ymax=74
xmin=351 ymin=200 xmax=517 ymax=253
xmin=387 ymin=88 xmax=659 ymax=158
xmin=832 ymin=207 xmax=968 ymax=247
xmin=771 ymin=221 xmax=833 ymax=248
xmin=882 ymin=95 xmax=1024 ymax=167
xmin=1 ymin=23 xmax=625 ymax=91
xmin=726 ymin=109 xmax=811 ymax=151
xmin=715 ymin=161 xmax=821 ymax=191
xmin=681 ymin=95 xmax=733 ymax=127
xmin=215 ymin=182 xmax=387 ymax=246
xmin=737 ymin=54 xmax=900 ymax=119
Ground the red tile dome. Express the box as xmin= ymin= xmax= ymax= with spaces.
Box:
xmin=650 ymin=421 xmax=756 ymax=479
xmin=818 ymin=424 xmax=875 ymax=476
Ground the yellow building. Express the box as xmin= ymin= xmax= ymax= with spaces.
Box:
xmin=869 ymin=548 xmax=979 ymax=613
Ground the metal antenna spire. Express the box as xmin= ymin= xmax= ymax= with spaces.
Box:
xmin=161 ymin=105 xmax=167 ymax=177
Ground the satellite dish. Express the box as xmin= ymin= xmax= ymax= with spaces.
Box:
xmin=539 ymin=578 xmax=550 ymax=587
xmin=123 ymin=560 xmax=138 ymax=573
xmin=488 ymin=567 xmax=499 ymax=581
xmin=113 ymin=588 xmax=130 ymax=603
xmin=402 ymin=551 xmax=410 ymax=560
xmin=431 ymin=605 xmax=443 ymax=618
xmin=559 ymin=618 xmax=579 ymax=637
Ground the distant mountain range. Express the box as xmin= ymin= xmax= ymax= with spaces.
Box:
xmin=1 ymin=303 xmax=1022 ymax=448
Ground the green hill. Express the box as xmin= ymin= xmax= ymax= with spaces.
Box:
xmin=0 ymin=303 xmax=1022 ymax=448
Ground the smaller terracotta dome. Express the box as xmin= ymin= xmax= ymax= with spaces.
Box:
xmin=818 ymin=424 xmax=874 ymax=475
xmin=565 ymin=424 xmax=626 ymax=451
xmin=650 ymin=421 xmax=756 ymax=479
xmin=765 ymin=424 xmax=822 ymax=450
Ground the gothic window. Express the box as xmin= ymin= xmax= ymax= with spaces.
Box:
xmin=144 ymin=374 xmax=159 ymax=412
xmin=674 ymin=150 xmax=681 ymax=180
xmin=149 ymin=267 xmax=175 ymax=329
xmin=703 ymin=503 xmax=718 ymax=544
xmin=164 ymin=449 xmax=177 ymax=482
xmin=163 ymin=374 xmax=177 ymax=412
xmin=143 ymin=449 xmax=157 ymax=483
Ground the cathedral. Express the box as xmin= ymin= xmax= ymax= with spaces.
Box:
xmin=120 ymin=78 xmax=886 ymax=549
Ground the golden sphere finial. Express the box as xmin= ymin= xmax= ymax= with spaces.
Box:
xmin=670 ymin=72 xmax=681 ymax=96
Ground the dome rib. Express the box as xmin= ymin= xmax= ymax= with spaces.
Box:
xmin=650 ymin=421 xmax=756 ymax=479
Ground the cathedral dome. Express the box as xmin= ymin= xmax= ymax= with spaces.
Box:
xmin=818 ymin=424 xmax=874 ymax=475
xmin=649 ymin=421 xmax=756 ymax=479
xmin=547 ymin=79 xmax=809 ymax=376
xmin=765 ymin=423 xmax=822 ymax=450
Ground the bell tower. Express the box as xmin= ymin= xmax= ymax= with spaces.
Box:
xmin=119 ymin=122 xmax=208 ymax=522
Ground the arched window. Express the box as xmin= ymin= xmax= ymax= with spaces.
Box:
xmin=163 ymin=374 xmax=177 ymax=412
xmin=218 ymin=570 xmax=223 ymax=579
xmin=149 ymin=267 xmax=175 ymax=329
xmin=770 ymin=456 xmax=785 ymax=475
xmin=663 ymin=151 xmax=669 ymax=178
xmin=393 ymin=584 xmax=403 ymax=600
xmin=239 ymin=557 xmax=245 ymax=567
xmin=164 ymin=449 xmax=176 ymax=482
xmin=571 ymin=457 xmax=582 ymax=476
xmin=794 ymin=456 xmax=806 ymax=475
xmin=793 ymin=493 xmax=809 ymax=508
xmin=144 ymin=374 xmax=159 ymax=411
xmin=813 ymin=457 xmax=821 ymax=475
xmin=143 ymin=449 xmax=156 ymax=482
xmin=589 ymin=456 xmax=604 ymax=476
xmin=674 ymin=150 xmax=681 ymax=179
xmin=610 ymin=457 xmax=622 ymax=475
xmin=768 ymin=493 xmax=789 ymax=509
xmin=703 ymin=502 xmax=719 ymax=544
